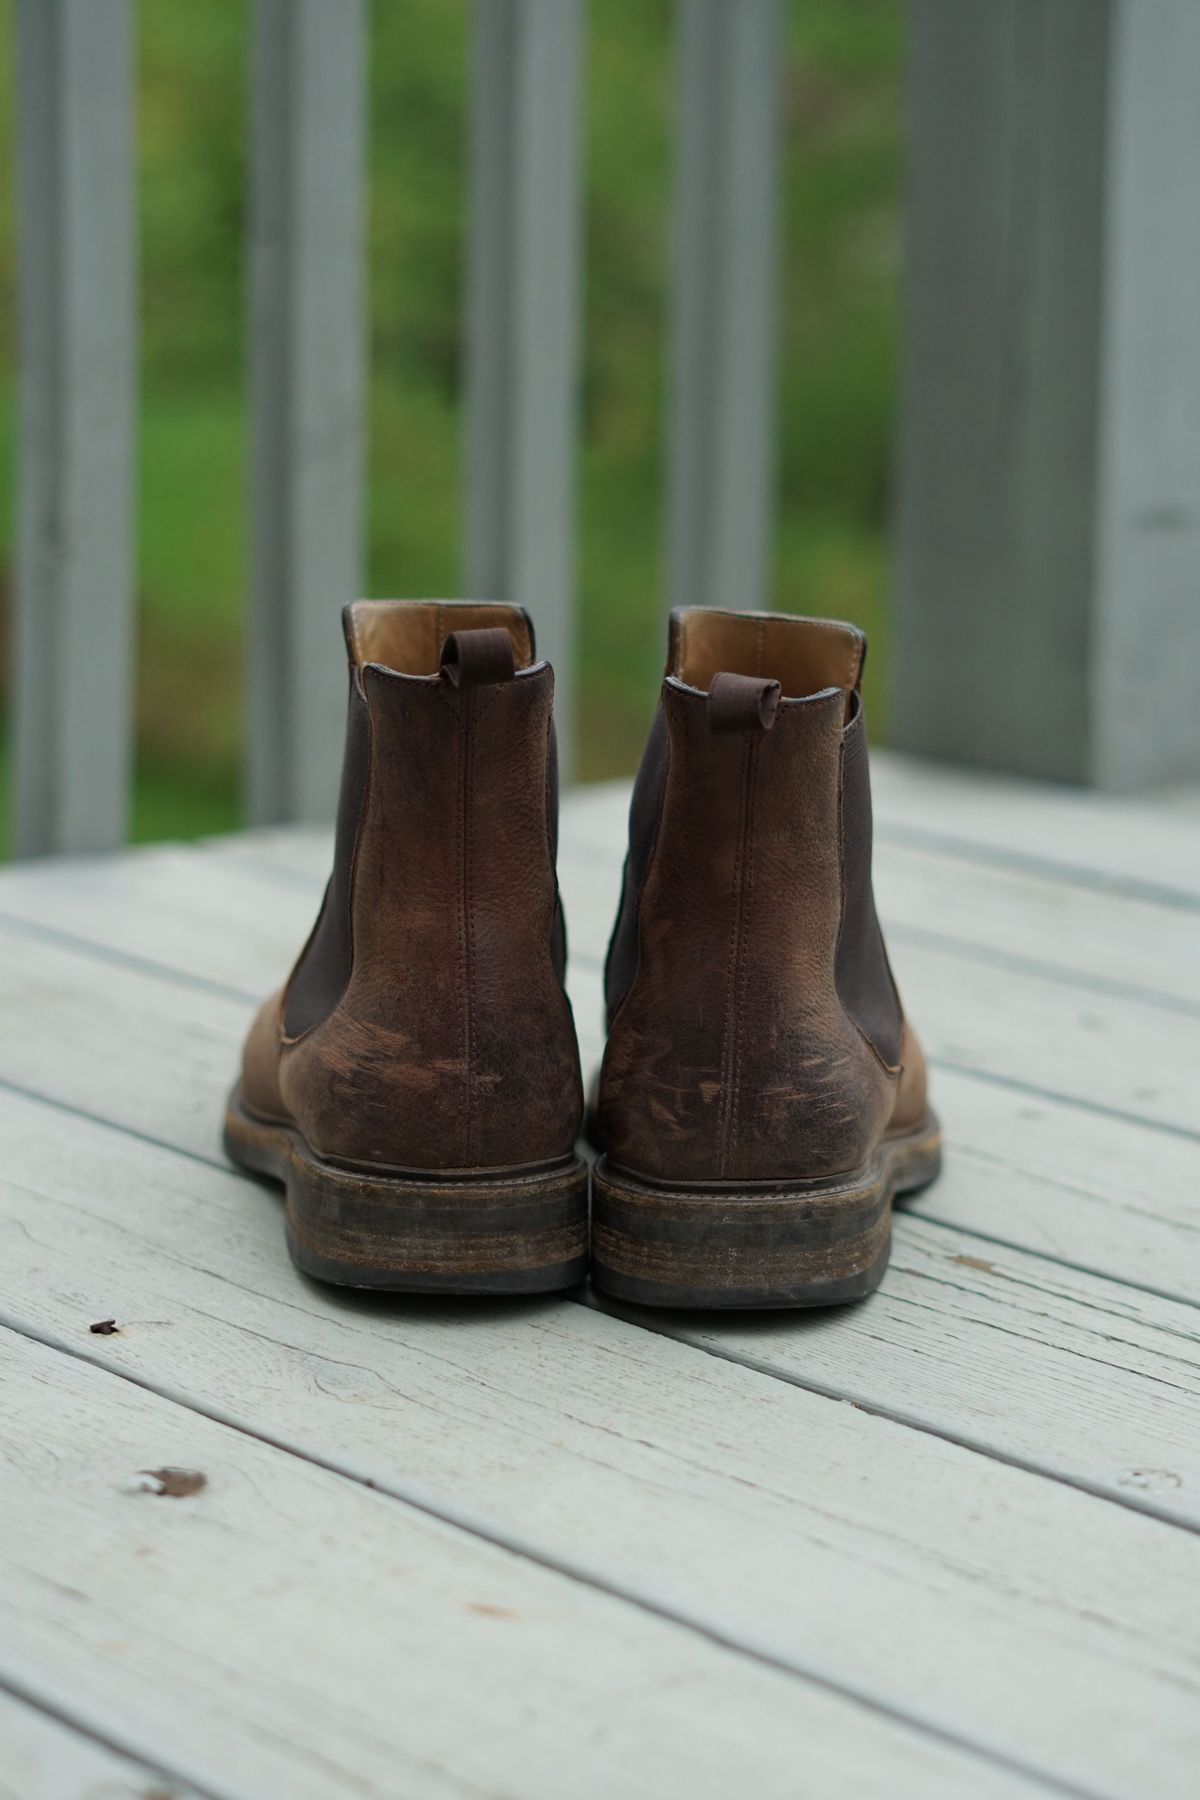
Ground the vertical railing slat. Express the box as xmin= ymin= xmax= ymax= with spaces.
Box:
xmin=12 ymin=0 xmax=136 ymax=857
xmin=667 ymin=0 xmax=782 ymax=619
xmin=464 ymin=0 xmax=585 ymax=778
xmin=247 ymin=0 xmax=367 ymax=824
xmin=1089 ymin=0 xmax=1200 ymax=788
xmin=892 ymin=0 xmax=1200 ymax=789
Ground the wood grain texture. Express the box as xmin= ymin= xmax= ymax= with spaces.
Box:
xmin=2 ymin=889 xmax=1200 ymax=1504
xmin=3 ymin=1088 xmax=1200 ymax=1795
xmin=0 ymin=1328 xmax=1047 ymax=1800
xmin=887 ymin=1063 xmax=1200 ymax=1304
xmin=1 ymin=1055 xmax=1196 ymax=1533
xmin=603 ymin=1217 xmax=1200 ymax=1520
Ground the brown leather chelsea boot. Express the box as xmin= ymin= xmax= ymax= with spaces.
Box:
xmin=224 ymin=600 xmax=588 ymax=1293
xmin=592 ymin=607 xmax=941 ymax=1308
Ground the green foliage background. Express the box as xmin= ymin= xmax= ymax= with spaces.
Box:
xmin=0 ymin=0 xmax=903 ymax=847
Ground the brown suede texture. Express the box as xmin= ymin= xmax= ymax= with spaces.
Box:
xmin=889 ymin=1021 xmax=929 ymax=1133
xmin=600 ymin=633 xmax=927 ymax=1186
xmin=242 ymin=990 xmax=288 ymax=1121
xmin=240 ymin=604 xmax=583 ymax=1175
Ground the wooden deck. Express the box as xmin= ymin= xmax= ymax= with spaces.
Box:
xmin=1 ymin=752 xmax=1198 ymax=1800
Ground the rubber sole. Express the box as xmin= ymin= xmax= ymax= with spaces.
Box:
xmin=591 ymin=1112 xmax=942 ymax=1309
xmin=223 ymin=1084 xmax=589 ymax=1294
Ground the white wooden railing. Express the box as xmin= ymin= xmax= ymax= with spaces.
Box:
xmin=9 ymin=0 xmax=1200 ymax=857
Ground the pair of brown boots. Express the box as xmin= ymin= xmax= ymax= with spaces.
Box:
xmin=225 ymin=600 xmax=940 ymax=1309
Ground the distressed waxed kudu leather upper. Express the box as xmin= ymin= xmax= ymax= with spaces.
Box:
xmin=241 ymin=599 xmax=583 ymax=1173
xmin=600 ymin=607 xmax=928 ymax=1184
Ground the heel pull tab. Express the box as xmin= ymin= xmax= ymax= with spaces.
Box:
xmin=708 ymin=671 xmax=781 ymax=735
xmin=439 ymin=627 xmax=516 ymax=688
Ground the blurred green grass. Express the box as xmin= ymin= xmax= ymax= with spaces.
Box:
xmin=0 ymin=0 xmax=903 ymax=851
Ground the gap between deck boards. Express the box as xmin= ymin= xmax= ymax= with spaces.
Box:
xmin=0 ymin=1677 xmax=214 ymax=1800
xmin=0 ymin=1323 xmax=1097 ymax=1800
xmin=0 ymin=1285 xmax=1184 ymax=1800
xmin=2 ymin=1069 xmax=1199 ymax=1543
xmin=2 ymin=785 xmax=1196 ymax=1793
xmin=0 ymin=831 xmax=1194 ymax=1519
xmin=2 ymin=977 xmax=1198 ymax=1784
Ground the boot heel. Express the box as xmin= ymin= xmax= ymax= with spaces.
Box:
xmin=224 ymin=1085 xmax=588 ymax=1294
xmin=591 ymin=1117 xmax=940 ymax=1310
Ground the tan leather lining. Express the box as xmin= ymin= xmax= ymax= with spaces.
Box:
xmin=668 ymin=608 xmax=866 ymax=700
xmin=344 ymin=601 xmax=535 ymax=676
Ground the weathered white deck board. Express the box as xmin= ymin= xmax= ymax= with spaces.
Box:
xmin=604 ymin=1225 xmax=1200 ymax=1515
xmin=0 ymin=1328 xmax=1048 ymax=1800
xmin=868 ymin=754 xmax=1200 ymax=903
xmin=874 ymin=843 xmax=1200 ymax=1009
xmin=3 ymin=940 xmax=1200 ymax=1529
xmin=2 ymin=1089 xmax=1199 ymax=1797
xmin=2 ymin=754 xmax=1199 ymax=1798
xmin=0 ymin=1687 xmax=203 ymax=1800
xmin=886 ymin=1063 xmax=1200 ymax=1303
